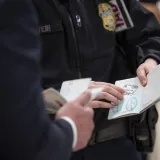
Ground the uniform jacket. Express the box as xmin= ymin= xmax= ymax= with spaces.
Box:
xmin=35 ymin=0 xmax=160 ymax=131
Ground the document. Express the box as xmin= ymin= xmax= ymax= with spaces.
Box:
xmin=108 ymin=64 xmax=160 ymax=120
xmin=43 ymin=78 xmax=103 ymax=115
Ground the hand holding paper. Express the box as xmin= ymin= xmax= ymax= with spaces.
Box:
xmin=43 ymin=78 xmax=104 ymax=114
xmin=108 ymin=64 xmax=160 ymax=120
xmin=137 ymin=58 xmax=158 ymax=86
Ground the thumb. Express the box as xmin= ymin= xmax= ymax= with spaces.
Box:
xmin=75 ymin=90 xmax=91 ymax=106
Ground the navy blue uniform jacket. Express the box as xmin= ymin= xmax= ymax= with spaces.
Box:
xmin=0 ymin=0 xmax=73 ymax=159
xmin=36 ymin=0 xmax=160 ymax=131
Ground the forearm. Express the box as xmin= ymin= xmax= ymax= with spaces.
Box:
xmin=141 ymin=1 xmax=160 ymax=23
xmin=141 ymin=2 xmax=160 ymax=23
xmin=122 ymin=0 xmax=160 ymax=67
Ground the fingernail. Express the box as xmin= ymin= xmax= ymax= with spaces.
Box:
xmin=111 ymin=102 xmax=115 ymax=105
xmin=142 ymin=80 xmax=147 ymax=86
xmin=119 ymin=95 xmax=123 ymax=100
xmin=112 ymin=101 xmax=119 ymax=105
xmin=109 ymin=103 xmax=114 ymax=108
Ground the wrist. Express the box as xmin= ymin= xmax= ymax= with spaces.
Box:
xmin=145 ymin=58 xmax=158 ymax=65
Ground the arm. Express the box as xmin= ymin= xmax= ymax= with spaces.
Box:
xmin=140 ymin=1 xmax=160 ymax=23
xmin=117 ymin=0 xmax=160 ymax=73
xmin=0 ymin=1 xmax=73 ymax=159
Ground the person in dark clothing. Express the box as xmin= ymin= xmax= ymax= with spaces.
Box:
xmin=139 ymin=1 xmax=160 ymax=160
xmin=0 ymin=1 xmax=95 ymax=160
xmin=34 ymin=0 xmax=160 ymax=160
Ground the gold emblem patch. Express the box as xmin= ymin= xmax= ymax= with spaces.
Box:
xmin=98 ymin=3 xmax=116 ymax=32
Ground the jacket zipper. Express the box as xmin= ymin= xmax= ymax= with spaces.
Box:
xmin=51 ymin=0 xmax=82 ymax=78
xmin=68 ymin=14 xmax=82 ymax=78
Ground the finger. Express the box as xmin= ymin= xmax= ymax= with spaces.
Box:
xmin=84 ymin=107 xmax=94 ymax=118
xmin=82 ymin=107 xmax=95 ymax=134
xmin=107 ymin=83 xmax=125 ymax=94
xmin=87 ymin=100 xmax=113 ymax=108
xmin=90 ymin=82 xmax=125 ymax=93
xmin=89 ymin=83 xmax=125 ymax=96
xmin=137 ymin=66 xmax=147 ymax=86
xmin=103 ymin=86 xmax=124 ymax=100
xmin=75 ymin=91 xmax=91 ymax=106
xmin=97 ymin=92 xmax=119 ymax=105
xmin=90 ymin=85 xmax=124 ymax=100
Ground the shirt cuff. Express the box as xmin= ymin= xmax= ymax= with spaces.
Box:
xmin=60 ymin=116 xmax=77 ymax=149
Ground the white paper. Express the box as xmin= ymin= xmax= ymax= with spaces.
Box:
xmin=108 ymin=77 xmax=143 ymax=119
xmin=60 ymin=78 xmax=92 ymax=101
xmin=43 ymin=79 xmax=103 ymax=115
xmin=142 ymin=65 xmax=160 ymax=111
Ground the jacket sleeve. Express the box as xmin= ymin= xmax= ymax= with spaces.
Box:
xmin=117 ymin=0 xmax=160 ymax=73
xmin=140 ymin=0 xmax=158 ymax=2
xmin=0 ymin=1 xmax=73 ymax=160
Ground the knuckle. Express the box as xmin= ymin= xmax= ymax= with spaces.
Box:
xmin=137 ymin=65 xmax=144 ymax=71
xmin=72 ymin=101 xmax=81 ymax=108
xmin=106 ymin=86 xmax=112 ymax=93
xmin=66 ymin=102 xmax=73 ymax=107
xmin=85 ymin=107 xmax=94 ymax=116
xmin=103 ymin=92 xmax=111 ymax=99
xmin=86 ymin=102 xmax=93 ymax=108
xmin=116 ymin=91 xmax=121 ymax=98
xmin=85 ymin=91 xmax=92 ymax=98
xmin=101 ymin=102 xmax=109 ymax=108
xmin=90 ymin=81 xmax=96 ymax=86
xmin=89 ymin=102 xmax=97 ymax=109
xmin=89 ymin=85 xmax=94 ymax=89
xmin=82 ymin=91 xmax=91 ymax=101
xmin=99 ymin=92 xmax=107 ymax=99
xmin=106 ymin=103 xmax=112 ymax=108
xmin=97 ymin=101 xmax=104 ymax=108
xmin=107 ymin=83 xmax=111 ymax=87
xmin=92 ymin=101 xmax=99 ymax=108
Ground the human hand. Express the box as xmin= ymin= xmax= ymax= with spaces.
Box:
xmin=88 ymin=81 xmax=125 ymax=108
xmin=137 ymin=58 xmax=158 ymax=86
xmin=56 ymin=91 xmax=94 ymax=151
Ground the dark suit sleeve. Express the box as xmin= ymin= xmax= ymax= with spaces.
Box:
xmin=0 ymin=1 xmax=73 ymax=160
xmin=117 ymin=0 xmax=160 ymax=73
